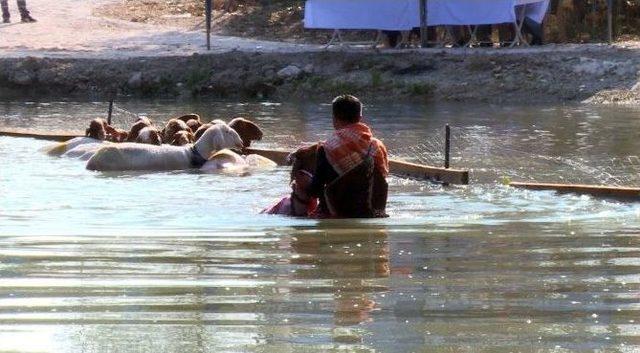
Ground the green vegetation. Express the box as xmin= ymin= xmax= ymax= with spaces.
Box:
xmin=405 ymin=82 xmax=435 ymax=97
xmin=370 ymin=70 xmax=383 ymax=88
xmin=184 ymin=68 xmax=210 ymax=94
xmin=326 ymin=79 xmax=362 ymax=96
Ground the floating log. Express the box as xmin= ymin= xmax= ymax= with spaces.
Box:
xmin=509 ymin=181 xmax=640 ymax=200
xmin=245 ymin=147 xmax=469 ymax=185
xmin=1 ymin=130 xmax=470 ymax=185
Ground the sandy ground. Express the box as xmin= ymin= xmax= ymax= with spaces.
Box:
xmin=0 ymin=0 xmax=320 ymax=58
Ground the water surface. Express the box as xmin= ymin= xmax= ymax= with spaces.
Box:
xmin=0 ymin=100 xmax=639 ymax=352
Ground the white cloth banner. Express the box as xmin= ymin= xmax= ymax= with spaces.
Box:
xmin=304 ymin=0 xmax=549 ymax=30
xmin=304 ymin=0 xmax=419 ymax=30
xmin=427 ymin=0 xmax=515 ymax=26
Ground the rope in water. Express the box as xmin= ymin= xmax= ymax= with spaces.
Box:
xmin=110 ymin=104 xmax=142 ymax=127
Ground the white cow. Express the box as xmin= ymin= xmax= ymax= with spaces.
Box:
xmin=86 ymin=124 xmax=244 ymax=171
xmin=201 ymin=149 xmax=277 ymax=173
xmin=42 ymin=137 xmax=106 ymax=157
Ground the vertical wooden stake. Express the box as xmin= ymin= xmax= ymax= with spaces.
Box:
xmin=591 ymin=1 xmax=597 ymax=37
xmin=420 ymin=0 xmax=428 ymax=48
xmin=607 ymin=0 xmax=613 ymax=44
xmin=206 ymin=0 xmax=212 ymax=50
xmin=444 ymin=124 xmax=451 ymax=169
xmin=107 ymin=99 xmax=114 ymax=126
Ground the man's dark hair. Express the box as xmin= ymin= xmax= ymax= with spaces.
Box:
xmin=332 ymin=95 xmax=362 ymax=123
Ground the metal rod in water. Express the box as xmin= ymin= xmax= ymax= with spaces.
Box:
xmin=205 ymin=0 xmax=212 ymax=50
xmin=445 ymin=124 xmax=451 ymax=169
xmin=107 ymin=99 xmax=114 ymax=125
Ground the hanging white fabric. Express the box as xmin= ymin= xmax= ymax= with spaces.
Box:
xmin=304 ymin=0 xmax=549 ymax=30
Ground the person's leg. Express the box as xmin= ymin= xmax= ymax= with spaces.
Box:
xmin=1 ymin=0 xmax=10 ymax=23
xmin=446 ymin=26 xmax=467 ymax=47
xmin=522 ymin=17 xmax=543 ymax=45
xmin=475 ymin=25 xmax=492 ymax=47
xmin=382 ymin=31 xmax=401 ymax=48
xmin=427 ymin=26 xmax=436 ymax=46
xmin=497 ymin=23 xmax=515 ymax=47
xmin=17 ymin=0 xmax=35 ymax=22
xmin=411 ymin=27 xmax=437 ymax=47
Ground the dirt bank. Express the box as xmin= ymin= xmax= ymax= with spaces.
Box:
xmin=2 ymin=0 xmax=640 ymax=105
xmin=1 ymin=45 xmax=640 ymax=104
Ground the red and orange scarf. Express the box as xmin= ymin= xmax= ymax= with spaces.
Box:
xmin=323 ymin=122 xmax=389 ymax=177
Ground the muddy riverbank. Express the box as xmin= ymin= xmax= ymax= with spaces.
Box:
xmin=1 ymin=45 xmax=640 ymax=104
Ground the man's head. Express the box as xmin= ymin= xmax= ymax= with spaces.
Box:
xmin=332 ymin=95 xmax=362 ymax=128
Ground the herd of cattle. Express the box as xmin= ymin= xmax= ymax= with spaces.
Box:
xmin=43 ymin=114 xmax=278 ymax=172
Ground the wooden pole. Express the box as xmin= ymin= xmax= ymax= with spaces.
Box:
xmin=420 ymin=0 xmax=428 ymax=47
xmin=509 ymin=181 xmax=640 ymax=200
xmin=205 ymin=0 xmax=212 ymax=50
xmin=444 ymin=124 xmax=451 ymax=169
xmin=607 ymin=0 xmax=613 ymax=43
xmin=591 ymin=1 xmax=597 ymax=36
xmin=107 ymin=99 xmax=114 ymax=125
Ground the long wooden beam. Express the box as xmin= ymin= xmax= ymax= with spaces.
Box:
xmin=390 ymin=159 xmax=468 ymax=185
xmin=509 ymin=181 xmax=640 ymax=200
xmin=0 ymin=129 xmax=80 ymax=141
xmin=243 ymin=147 xmax=290 ymax=166
xmin=245 ymin=147 xmax=469 ymax=185
xmin=0 ymin=129 xmax=471 ymax=185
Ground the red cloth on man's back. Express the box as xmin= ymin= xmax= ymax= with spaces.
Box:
xmin=323 ymin=122 xmax=389 ymax=177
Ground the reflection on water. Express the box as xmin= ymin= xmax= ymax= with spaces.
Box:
xmin=1 ymin=100 xmax=640 ymax=352
xmin=0 ymin=226 xmax=639 ymax=352
xmin=0 ymin=229 xmax=390 ymax=352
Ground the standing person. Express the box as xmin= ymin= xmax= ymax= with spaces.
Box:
xmin=1 ymin=0 xmax=36 ymax=23
xmin=263 ymin=95 xmax=389 ymax=219
xmin=307 ymin=95 xmax=389 ymax=218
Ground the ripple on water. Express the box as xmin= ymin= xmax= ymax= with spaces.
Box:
xmin=0 ymin=225 xmax=637 ymax=352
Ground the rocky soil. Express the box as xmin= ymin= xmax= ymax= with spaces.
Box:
xmin=1 ymin=45 xmax=640 ymax=104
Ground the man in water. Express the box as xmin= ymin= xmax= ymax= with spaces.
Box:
xmin=1 ymin=0 xmax=36 ymax=23
xmin=306 ymin=95 xmax=389 ymax=218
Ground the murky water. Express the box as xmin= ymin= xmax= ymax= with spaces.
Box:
xmin=1 ymin=100 xmax=639 ymax=352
